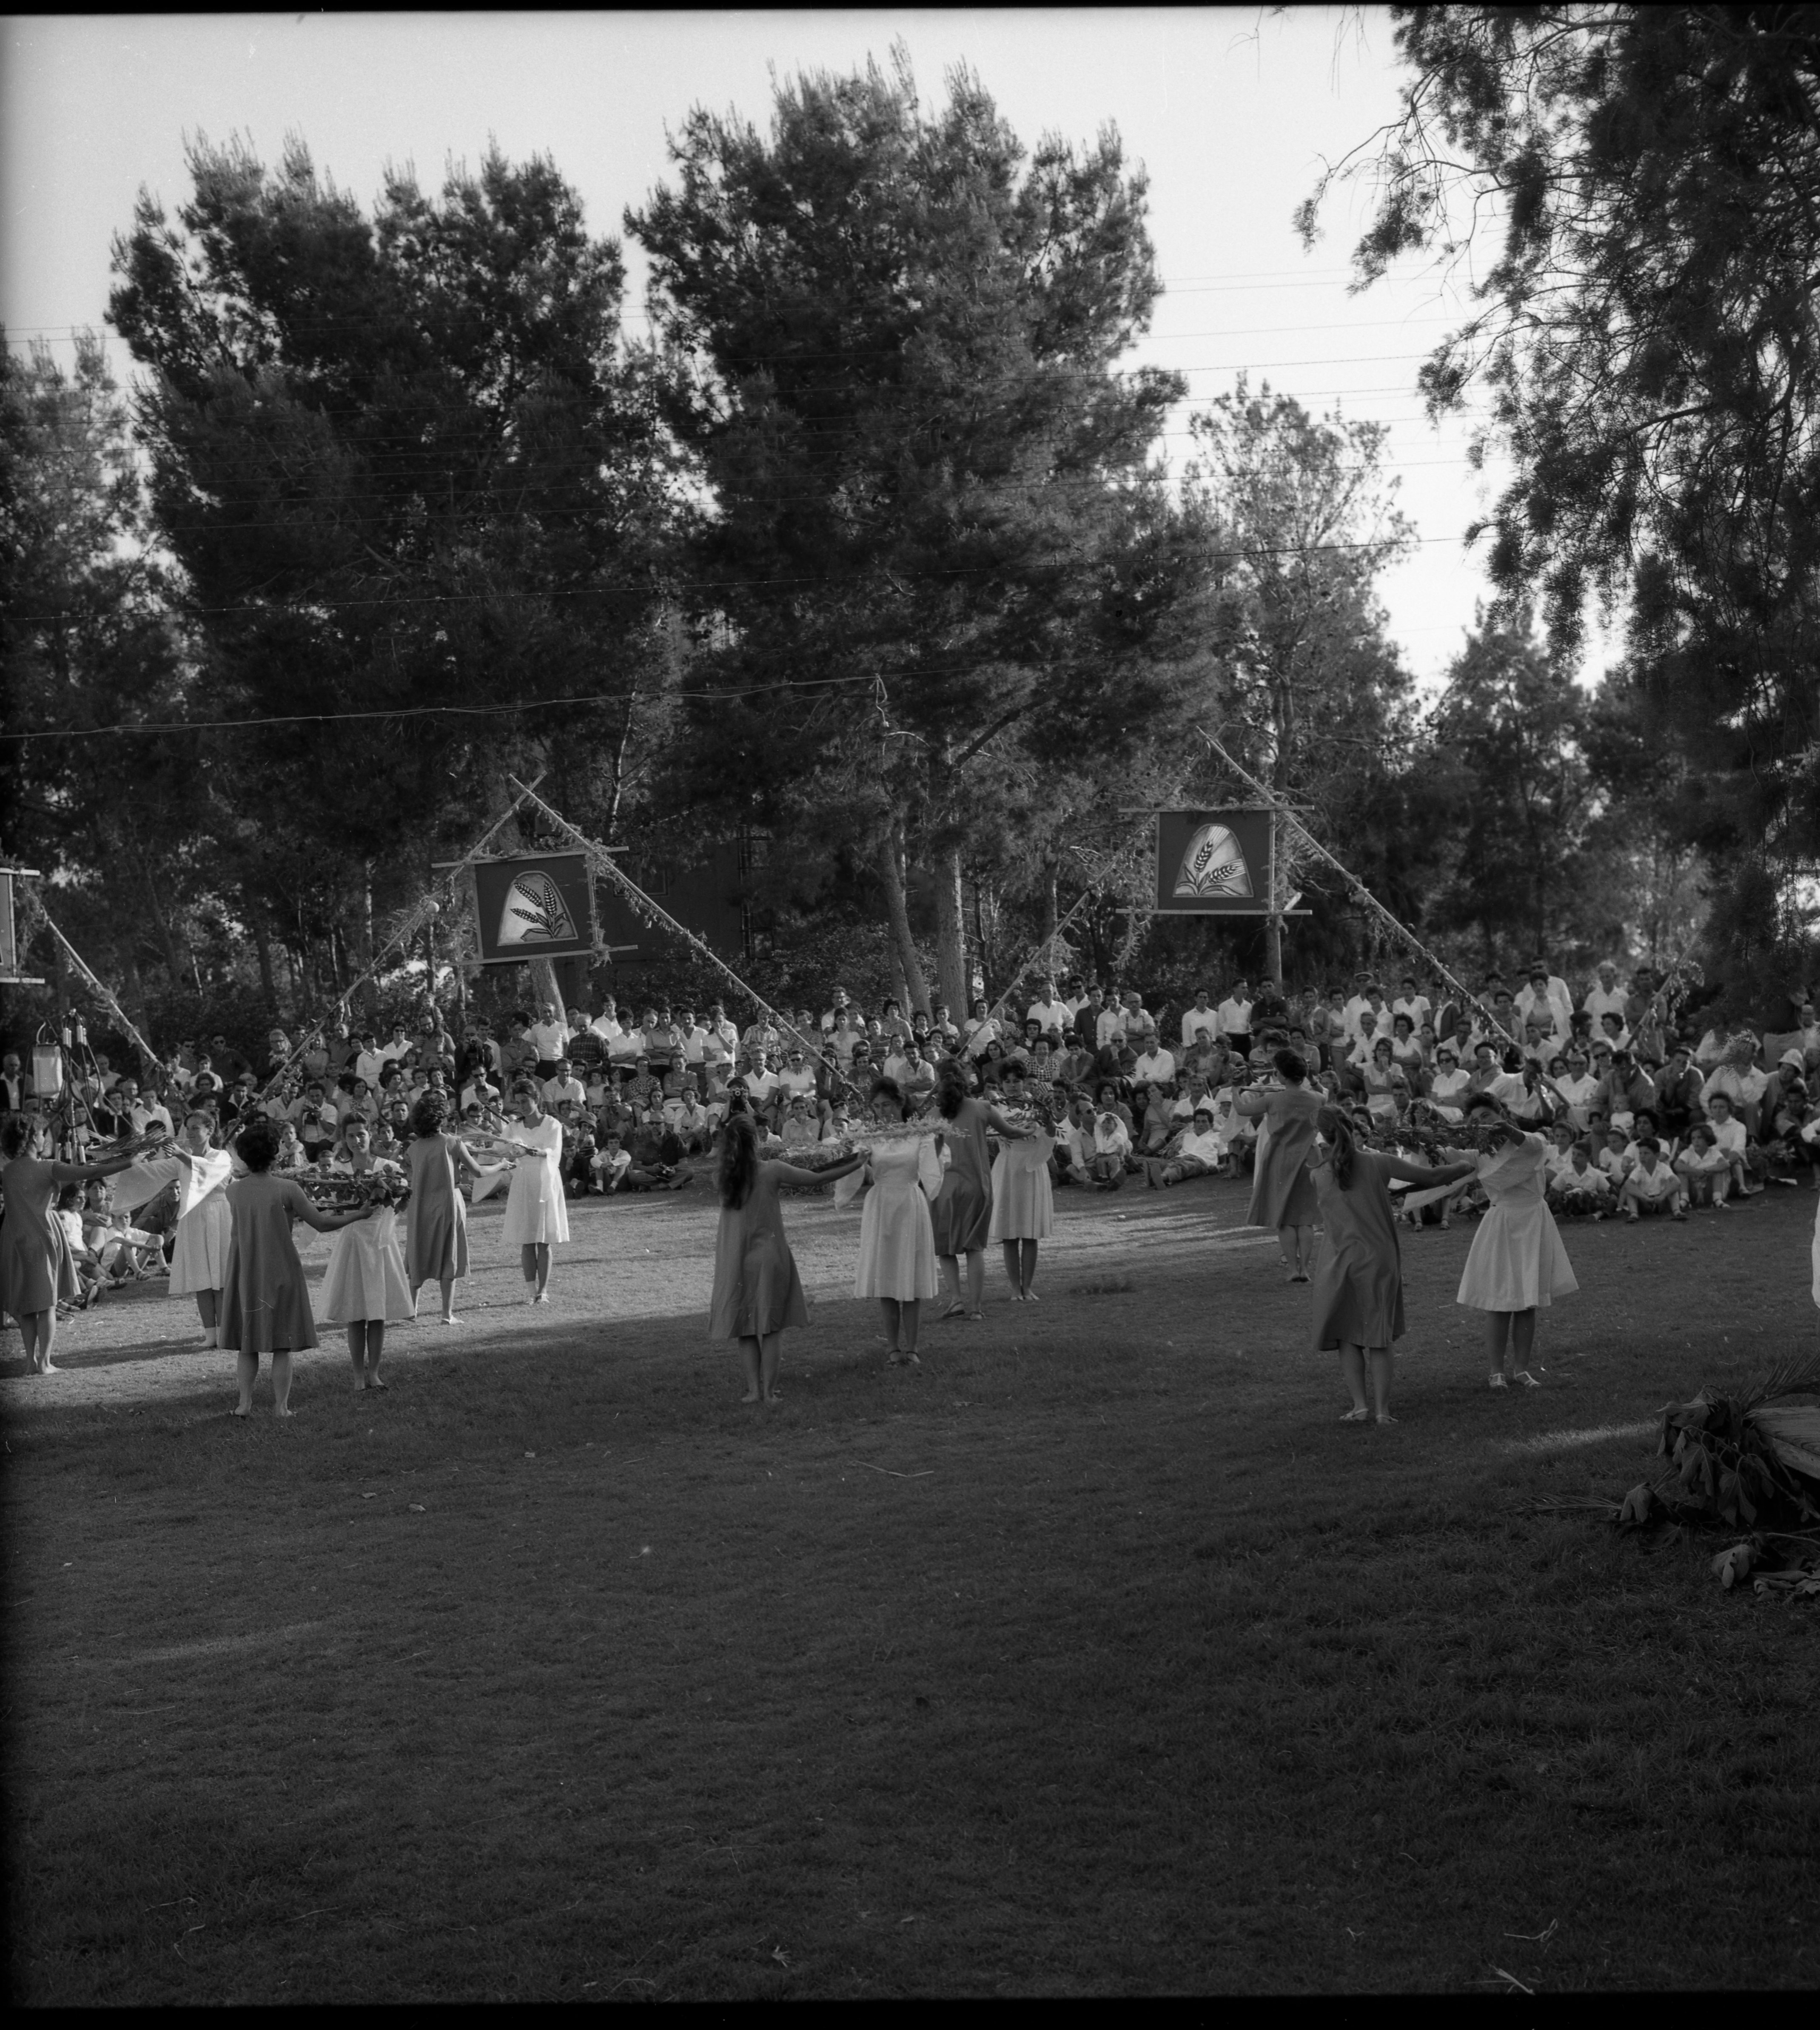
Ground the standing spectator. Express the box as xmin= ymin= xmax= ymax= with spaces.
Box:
xmin=529 ymin=1002 xmax=571 ymax=1079
xmin=1583 ymin=959 xmax=1629 ymax=1027
xmin=0 ymin=1051 xmax=27 ymax=1112
xmin=1026 ymin=977 xmax=1070 ymax=1036
xmin=1218 ymin=978 xmax=1254 ymax=1059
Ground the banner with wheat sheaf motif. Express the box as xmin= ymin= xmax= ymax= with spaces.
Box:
xmin=472 ymin=853 xmax=597 ymax=965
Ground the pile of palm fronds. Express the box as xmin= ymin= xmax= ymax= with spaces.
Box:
xmin=1616 ymin=1346 xmax=1820 ymax=1534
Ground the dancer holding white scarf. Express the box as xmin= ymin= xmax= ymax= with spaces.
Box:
xmin=167 ymin=1111 xmax=237 ymax=1347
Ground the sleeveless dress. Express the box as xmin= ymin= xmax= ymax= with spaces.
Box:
xmin=1457 ymin=1132 xmax=1580 ymax=1311
xmin=169 ymin=1148 xmax=235 ymax=1296
xmin=501 ymin=1115 xmax=570 ymax=1246
xmin=988 ymin=1133 xmax=1056 ymax=1242
xmin=1241 ymin=1085 xmax=1322 ymax=1228
xmin=930 ymin=1098 xmax=994 ymax=1254
xmin=709 ymin=1161 xmax=809 ymax=1339
xmin=404 ymin=1132 xmax=469 ymax=1284
xmin=853 ymin=1136 xmax=941 ymax=1301
xmin=218 ymin=1173 xmax=319 ymax=1353
xmin=320 ymin=1162 xmax=412 ymax=1324
xmin=1309 ymin=1151 xmax=1406 ymax=1351
xmin=0 ymin=1156 xmax=79 ymax=1317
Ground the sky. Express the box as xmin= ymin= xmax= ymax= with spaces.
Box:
xmin=0 ymin=6 xmax=1600 ymax=686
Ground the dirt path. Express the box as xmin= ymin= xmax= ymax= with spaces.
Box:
xmin=1 ymin=1178 xmax=1278 ymax=1412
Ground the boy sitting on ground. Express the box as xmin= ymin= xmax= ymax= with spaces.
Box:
xmin=1619 ymin=1137 xmax=1688 ymax=1221
xmin=1675 ymin=1124 xmax=1732 ymax=1209
xmin=1546 ymin=1139 xmax=1612 ymax=1217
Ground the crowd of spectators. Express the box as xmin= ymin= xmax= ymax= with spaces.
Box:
xmin=8 ymin=954 xmax=1814 ymax=1242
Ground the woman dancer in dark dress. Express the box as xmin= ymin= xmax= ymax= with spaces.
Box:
xmin=928 ymin=1060 xmax=1036 ymax=1321
xmin=0 ymin=1116 xmax=145 ymax=1373
xmin=709 ymin=1110 xmax=864 ymax=1405
xmin=403 ymin=1092 xmax=505 ymax=1324
xmin=1234 ymin=1047 xmax=1324 ymax=1281
xmin=1309 ymin=1106 xmax=1476 ymax=1425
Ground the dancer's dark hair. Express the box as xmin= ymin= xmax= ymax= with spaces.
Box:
xmin=869 ymin=1076 xmax=906 ymax=1117
xmin=718 ymin=1109 xmax=759 ymax=1209
xmin=2 ymin=1116 xmax=34 ymax=1159
xmin=410 ymin=1092 xmax=449 ymax=1138
xmin=934 ymin=1059 xmax=969 ymax=1122
xmin=1272 ymin=1048 xmax=1307 ymax=1084
xmin=1315 ymin=1105 xmax=1356 ymax=1188
xmin=236 ymin=1117 xmax=281 ymax=1173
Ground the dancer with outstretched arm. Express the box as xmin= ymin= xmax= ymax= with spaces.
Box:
xmin=1235 ymin=1047 xmax=1324 ymax=1282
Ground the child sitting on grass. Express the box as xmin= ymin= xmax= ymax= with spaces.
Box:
xmin=1675 ymin=1125 xmax=1732 ymax=1209
xmin=1618 ymin=1137 xmax=1688 ymax=1221
xmin=1597 ymin=1126 xmax=1634 ymax=1190
xmin=82 ymin=1177 xmax=163 ymax=1282
xmin=54 ymin=1184 xmax=105 ymax=1309
xmin=1546 ymin=1140 xmax=1612 ymax=1217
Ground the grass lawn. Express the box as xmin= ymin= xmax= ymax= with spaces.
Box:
xmin=4 ymin=1175 xmax=1817 ymax=1999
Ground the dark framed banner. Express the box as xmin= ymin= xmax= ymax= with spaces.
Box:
xmin=472 ymin=853 xmax=597 ymax=965
xmin=1154 ymin=808 xmax=1276 ymax=915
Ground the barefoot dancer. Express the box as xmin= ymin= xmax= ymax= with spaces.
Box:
xmin=710 ymin=1110 xmax=864 ymax=1404
xmin=930 ymin=1060 xmax=1035 ymax=1320
xmin=1457 ymin=1113 xmax=1579 ymax=1389
xmin=0 ymin=1116 xmax=145 ymax=1374
xmin=167 ymin=1111 xmax=234 ymax=1347
xmin=501 ymin=1082 xmax=568 ymax=1304
xmin=218 ymin=1117 xmax=374 ymax=1418
xmin=851 ymin=1078 xmax=941 ymax=1363
xmin=1310 ymin=1106 xmax=1477 ymax=1425
xmin=319 ymin=1119 xmax=411 ymax=1392
xmin=403 ymin=1092 xmax=502 ymax=1324
xmin=1236 ymin=1048 xmax=1324 ymax=1281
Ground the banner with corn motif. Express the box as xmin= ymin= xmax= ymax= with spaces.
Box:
xmin=472 ymin=853 xmax=597 ymax=964
xmin=1154 ymin=808 xmax=1275 ymax=914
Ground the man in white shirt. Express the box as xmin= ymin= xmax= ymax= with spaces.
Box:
xmin=1095 ymin=997 xmax=1127 ymax=1050
xmin=354 ymin=1033 xmax=386 ymax=1088
xmin=1132 ymin=1034 xmax=1176 ymax=1087
xmin=529 ymin=1003 xmax=571 ymax=1076
xmin=745 ymin=1048 xmax=783 ymax=1122
xmin=1549 ymin=1049 xmax=1601 ymax=1128
xmin=542 ymin=1058 xmax=585 ymax=1109
xmin=1147 ymin=1102 xmax=1225 ymax=1187
xmin=1026 ymin=978 xmax=1071 ymax=1036
xmin=1217 ymin=982 xmax=1254 ymax=1052
xmin=1180 ymin=989 xmax=1219 ymax=1051
xmin=589 ymin=995 xmax=624 ymax=1044
xmin=1582 ymin=960 xmax=1629 ymax=1026
xmin=1390 ymin=974 xmax=1431 ymax=1031
xmin=777 ymin=1046 xmax=818 ymax=1105
xmin=1347 ymin=1010 xmax=1385 ymax=1067
xmin=820 ymin=987 xmax=852 ymax=1035
xmin=964 ymin=999 xmax=1001 ymax=1059
xmin=675 ymin=1008 xmax=707 ymax=1069
xmin=1346 ymin=983 xmax=1392 ymax=1043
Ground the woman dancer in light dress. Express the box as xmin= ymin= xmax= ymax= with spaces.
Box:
xmin=1309 ymin=1106 xmax=1477 ymax=1424
xmin=929 ymin=1060 xmax=1035 ymax=1321
xmin=501 ymin=1081 xmax=569 ymax=1304
xmin=1456 ymin=1111 xmax=1580 ymax=1389
xmin=849 ymin=1077 xmax=942 ymax=1362
xmin=1234 ymin=1048 xmax=1324 ymax=1282
xmin=319 ymin=1117 xmax=412 ymax=1392
xmin=166 ymin=1111 xmax=236 ymax=1347
xmin=710 ymin=1110 xmax=865 ymax=1404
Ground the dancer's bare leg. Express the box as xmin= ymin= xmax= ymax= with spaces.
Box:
xmin=365 ymin=1321 xmax=385 ymax=1387
xmin=439 ymin=1275 xmax=458 ymax=1324
xmin=1001 ymin=1241 xmax=1023 ymax=1297
xmin=900 ymin=1298 xmax=921 ymax=1357
xmin=759 ymin=1333 xmax=783 ymax=1404
xmin=1510 ymin=1307 xmax=1537 ymax=1379
xmin=1340 ymin=1343 xmax=1368 ymax=1415
xmin=1369 ymin=1349 xmax=1395 ymax=1421
xmin=347 ymin=1321 xmax=368 ymax=1387
xmin=1277 ymin=1230 xmax=1299 ymax=1278
xmin=880 ymin=1299 xmax=901 ymax=1353
xmin=195 ymin=1288 xmax=219 ymax=1348
xmin=739 ymin=1336 xmax=761 ymax=1403
xmin=272 ymin=1351 xmax=295 ymax=1416
xmin=965 ymin=1249 xmax=985 ymax=1315
xmin=34 ymin=1307 xmax=58 ymax=1372
xmin=937 ymin=1253 xmax=962 ymax=1313
xmin=1293 ymin=1225 xmax=1315 ymax=1276
xmin=533 ymin=1243 xmax=551 ymax=1300
xmin=1019 ymin=1238 xmax=1039 ymax=1299
xmin=235 ymin=1349 xmax=257 ymax=1415
xmin=1486 ymin=1311 xmax=1512 ymax=1381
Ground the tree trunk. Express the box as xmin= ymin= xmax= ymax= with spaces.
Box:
xmin=932 ymin=842 xmax=969 ymax=1024
xmin=249 ymin=903 xmax=279 ymax=1010
xmin=877 ymin=814 xmax=931 ymax=1016
xmin=124 ymin=823 xmax=188 ymax=988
